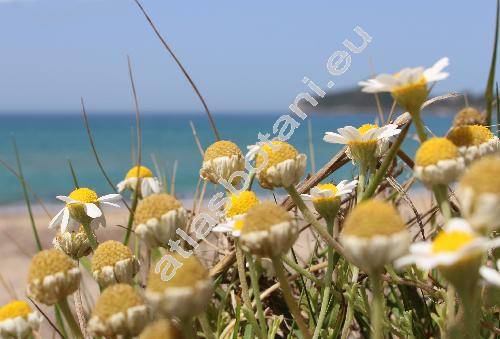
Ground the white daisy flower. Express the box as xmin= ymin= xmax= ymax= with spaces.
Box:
xmin=0 ymin=300 xmax=43 ymax=339
xmin=49 ymin=188 xmax=121 ymax=233
xmin=358 ymin=57 xmax=449 ymax=94
xmin=301 ymin=180 xmax=358 ymax=201
xmin=213 ymin=215 xmax=246 ymax=238
xmin=200 ymin=140 xmax=245 ymax=185
xmin=117 ymin=165 xmax=162 ymax=197
xmin=324 ymin=123 xmax=401 ymax=165
xmin=480 ymin=260 xmax=500 ymax=287
xmin=395 ymin=218 xmax=500 ymax=271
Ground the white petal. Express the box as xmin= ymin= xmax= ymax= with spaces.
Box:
xmin=60 ymin=208 xmax=70 ymax=233
xmin=338 ymin=126 xmax=361 ymax=141
xmin=116 ymin=180 xmax=127 ymax=192
xmin=84 ymin=203 xmax=102 ymax=218
xmin=300 ymin=194 xmax=313 ymax=201
xmin=101 ymin=201 xmax=121 ymax=208
xmin=480 ymin=266 xmax=500 ymax=287
xmin=56 ymin=195 xmax=77 ymax=204
xmin=49 ymin=208 xmax=65 ymax=229
xmin=323 ymin=132 xmax=347 ymax=144
xmin=443 ymin=218 xmax=473 ymax=233
xmin=423 ymin=57 xmax=450 ymax=82
xmin=98 ymin=194 xmax=122 ymax=202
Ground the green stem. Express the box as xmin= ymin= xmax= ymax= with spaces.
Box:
xmin=198 ymin=312 xmax=215 ymax=339
xmin=235 ymin=240 xmax=262 ymax=337
xmin=57 ymin=297 xmax=83 ymax=339
xmin=281 ymin=254 xmax=322 ymax=285
xmin=246 ymin=252 xmax=268 ymax=338
xmin=271 ymin=256 xmax=312 ymax=339
xmin=357 ymin=163 xmax=367 ymax=203
xmin=412 ymin=109 xmax=428 ymax=142
xmin=180 ymin=317 xmax=196 ymax=339
xmin=433 ymin=184 xmax=451 ymax=220
xmin=369 ymin=274 xmax=384 ymax=339
xmin=285 ymin=186 xmax=346 ymax=258
xmin=340 ymin=266 xmax=359 ymax=339
xmin=445 ymin=284 xmax=456 ymax=336
xmin=81 ymin=221 xmax=98 ymax=250
xmin=124 ymin=189 xmax=140 ymax=245
xmin=313 ymin=219 xmax=335 ymax=339
xmin=457 ymin=288 xmax=479 ymax=338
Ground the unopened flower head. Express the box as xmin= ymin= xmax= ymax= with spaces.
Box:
xmin=453 ymin=107 xmax=485 ymax=127
xmin=91 ymin=240 xmax=139 ymax=287
xmin=49 ymin=187 xmax=121 ymax=233
xmin=301 ymin=180 xmax=358 ymax=220
xmin=457 ymin=155 xmax=500 ymax=232
xmin=447 ymin=125 xmax=500 ymax=163
xmin=53 ymin=225 xmax=93 ymax=259
xmin=396 ymin=218 xmax=500 ymax=291
xmin=117 ymin=165 xmax=162 ymax=197
xmin=359 ymin=57 xmax=449 ymax=113
xmin=134 ymin=193 xmax=187 ymax=248
xmin=414 ymin=137 xmax=465 ymax=187
xmin=240 ymin=201 xmax=298 ymax=257
xmin=200 ymin=140 xmax=245 ymax=184
xmin=340 ymin=199 xmax=410 ymax=274
xmin=252 ymin=141 xmax=306 ymax=189
xmin=324 ymin=123 xmax=401 ymax=166
xmin=0 ymin=300 xmax=43 ymax=339
xmin=146 ymin=253 xmax=213 ymax=318
xmin=212 ymin=190 xmax=260 ymax=237
xmin=139 ymin=319 xmax=182 ymax=339
xmin=26 ymin=249 xmax=80 ymax=305
xmin=88 ymin=284 xmax=149 ymax=338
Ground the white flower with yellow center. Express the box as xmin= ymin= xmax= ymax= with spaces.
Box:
xmin=414 ymin=137 xmax=465 ymax=187
xmin=88 ymin=284 xmax=149 ymax=338
xmin=200 ymin=140 xmax=245 ymax=184
xmin=359 ymin=57 xmax=449 ymax=112
xmin=324 ymin=124 xmax=401 ymax=165
xmin=117 ymin=165 xmax=162 ymax=197
xmin=91 ymin=240 xmax=140 ymax=287
xmin=146 ymin=253 xmax=213 ymax=318
xmin=134 ymin=193 xmax=187 ymax=248
xmin=213 ymin=191 xmax=260 ymax=237
xmin=26 ymin=249 xmax=81 ymax=305
xmin=447 ymin=125 xmax=500 ymax=163
xmin=0 ymin=300 xmax=43 ymax=339
xmin=340 ymin=199 xmax=411 ymax=274
xmin=250 ymin=141 xmax=306 ymax=189
xmin=49 ymin=188 xmax=121 ymax=233
xmin=396 ymin=218 xmax=500 ymax=290
xmin=240 ymin=202 xmax=298 ymax=258
xmin=301 ymin=180 xmax=358 ymax=220
xmin=457 ymin=155 xmax=500 ymax=232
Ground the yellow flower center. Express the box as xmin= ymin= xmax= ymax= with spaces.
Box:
xmin=447 ymin=125 xmax=494 ymax=147
xmin=255 ymin=141 xmax=299 ymax=173
xmin=391 ymin=77 xmax=428 ymax=113
xmin=459 ymin=155 xmax=500 ymax=194
xmin=226 ymin=191 xmax=260 ymax=218
xmin=92 ymin=240 xmax=133 ymax=272
xmin=147 ymin=253 xmax=208 ymax=291
xmin=140 ymin=320 xmax=181 ymax=339
xmin=432 ymin=231 xmax=474 ymax=253
xmin=68 ymin=188 xmax=98 ymax=204
xmin=0 ymin=301 xmax=32 ymax=321
xmin=357 ymin=124 xmax=378 ymax=136
xmin=134 ymin=193 xmax=182 ymax=225
xmin=125 ymin=166 xmax=153 ymax=179
xmin=342 ymin=200 xmax=405 ymax=238
xmin=203 ymin=140 xmax=242 ymax=162
xmin=241 ymin=202 xmax=291 ymax=234
xmin=92 ymin=284 xmax=144 ymax=320
xmin=28 ymin=249 xmax=76 ymax=283
xmin=453 ymin=107 xmax=485 ymax=127
xmin=233 ymin=219 xmax=244 ymax=231
xmin=312 ymin=183 xmax=338 ymax=202
xmin=415 ymin=138 xmax=459 ymax=166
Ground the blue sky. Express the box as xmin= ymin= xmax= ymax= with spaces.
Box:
xmin=0 ymin=0 xmax=498 ymax=113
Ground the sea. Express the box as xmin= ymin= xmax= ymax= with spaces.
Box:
xmin=0 ymin=112 xmax=453 ymax=205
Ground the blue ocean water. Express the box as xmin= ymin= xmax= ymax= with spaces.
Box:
xmin=0 ymin=112 xmax=452 ymax=204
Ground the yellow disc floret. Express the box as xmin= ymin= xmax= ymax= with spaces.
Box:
xmin=28 ymin=249 xmax=76 ymax=283
xmin=255 ymin=141 xmax=298 ymax=174
xmin=147 ymin=253 xmax=208 ymax=291
xmin=460 ymin=155 xmax=500 ymax=194
xmin=92 ymin=240 xmax=133 ymax=272
xmin=241 ymin=202 xmax=291 ymax=234
xmin=0 ymin=301 xmax=32 ymax=321
xmin=342 ymin=200 xmax=405 ymax=238
xmin=453 ymin=107 xmax=485 ymax=127
xmin=226 ymin=191 xmax=260 ymax=218
xmin=125 ymin=166 xmax=153 ymax=179
xmin=313 ymin=183 xmax=338 ymax=202
xmin=92 ymin=284 xmax=144 ymax=321
xmin=432 ymin=231 xmax=474 ymax=253
xmin=391 ymin=77 xmax=428 ymax=113
xmin=358 ymin=124 xmax=378 ymax=136
xmin=415 ymin=138 xmax=459 ymax=166
xmin=134 ymin=193 xmax=181 ymax=225
xmin=203 ymin=140 xmax=242 ymax=162
xmin=140 ymin=319 xmax=182 ymax=339
xmin=68 ymin=188 xmax=98 ymax=204
xmin=447 ymin=125 xmax=494 ymax=147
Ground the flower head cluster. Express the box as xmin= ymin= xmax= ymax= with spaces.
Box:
xmin=91 ymin=240 xmax=139 ymax=287
xmin=117 ymin=165 xmax=162 ymax=197
xmin=447 ymin=124 xmax=500 ymax=163
xmin=0 ymin=300 xmax=43 ymax=339
xmin=200 ymin=140 xmax=245 ymax=184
